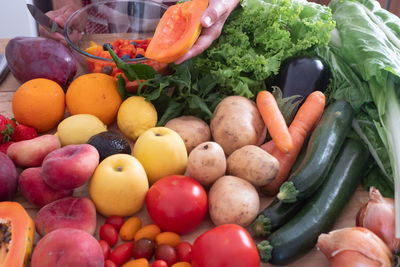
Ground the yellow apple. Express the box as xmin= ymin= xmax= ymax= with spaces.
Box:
xmin=133 ymin=127 xmax=188 ymax=184
xmin=89 ymin=154 xmax=148 ymax=217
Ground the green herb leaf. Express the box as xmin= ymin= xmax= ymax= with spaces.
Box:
xmin=157 ymin=100 xmax=185 ymax=126
xmin=117 ymin=74 xmax=127 ymax=100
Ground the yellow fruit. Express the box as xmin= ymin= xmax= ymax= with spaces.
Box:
xmin=66 ymin=73 xmax=122 ymax=125
xmin=117 ymin=96 xmax=157 ymax=141
xmin=89 ymin=154 xmax=149 ymax=217
xmin=56 ymin=114 xmax=107 ymax=146
xmin=133 ymin=127 xmax=188 ymax=184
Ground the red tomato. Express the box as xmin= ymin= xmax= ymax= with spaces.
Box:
xmin=105 ymin=215 xmax=125 ymax=232
xmin=146 ymin=175 xmax=207 ymax=234
xmin=104 ymin=260 xmax=117 ymax=267
xmin=100 ymin=224 xmax=119 ymax=247
xmin=155 ymin=244 xmax=177 ymax=266
xmin=109 ymin=242 xmax=134 ymax=266
xmin=191 ymin=224 xmax=260 ymax=267
xmin=176 ymin=241 xmax=192 ymax=262
xmin=152 ymin=260 xmax=168 ymax=267
xmin=99 ymin=240 xmax=111 ymax=260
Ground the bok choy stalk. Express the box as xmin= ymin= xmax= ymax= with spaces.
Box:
xmin=327 ymin=0 xmax=400 ymax=237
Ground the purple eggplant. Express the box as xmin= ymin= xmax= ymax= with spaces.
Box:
xmin=274 ymin=55 xmax=330 ymax=98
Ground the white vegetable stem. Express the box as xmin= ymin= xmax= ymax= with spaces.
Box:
xmin=386 ymin=85 xmax=400 ymax=238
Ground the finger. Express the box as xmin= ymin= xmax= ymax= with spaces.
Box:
xmin=201 ymin=0 xmax=229 ymax=27
xmin=201 ymin=0 xmax=239 ymax=27
xmin=174 ymin=22 xmax=224 ymax=64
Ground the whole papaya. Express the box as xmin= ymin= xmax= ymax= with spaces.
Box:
xmin=5 ymin=37 xmax=77 ymax=87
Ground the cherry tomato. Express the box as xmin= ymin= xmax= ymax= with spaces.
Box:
xmin=155 ymin=244 xmax=177 ymax=266
xmin=99 ymin=240 xmax=111 ymax=260
xmin=100 ymin=224 xmax=119 ymax=247
xmin=176 ymin=241 xmax=192 ymax=262
xmin=132 ymin=238 xmax=155 ymax=260
xmin=105 ymin=215 xmax=125 ymax=232
xmin=191 ymin=224 xmax=260 ymax=267
xmin=146 ymin=175 xmax=207 ymax=234
xmin=109 ymin=242 xmax=134 ymax=266
xmin=152 ymin=260 xmax=168 ymax=267
xmin=104 ymin=259 xmax=117 ymax=267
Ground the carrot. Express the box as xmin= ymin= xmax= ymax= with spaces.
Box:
xmin=257 ymin=91 xmax=293 ymax=153
xmin=260 ymin=91 xmax=326 ymax=196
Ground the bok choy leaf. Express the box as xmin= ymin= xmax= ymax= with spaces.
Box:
xmin=328 ymin=0 xmax=400 ymax=236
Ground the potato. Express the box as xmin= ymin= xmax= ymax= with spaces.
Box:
xmin=210 ymin=96 xmax=266 ymax=155
xmin=165 ymin=116 xmax=211 ymax=154
xmin=187 ymin=141 xmax=226 ymax=186
xmin=209 ymin=175 xmax=260 ymax=227
xmin=227 ymin=145 xmax=279 ymax=187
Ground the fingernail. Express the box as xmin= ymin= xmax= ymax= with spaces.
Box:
xmin=203 ymin=16 xmax=212 ymax=27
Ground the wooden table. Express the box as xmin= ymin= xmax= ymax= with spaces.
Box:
xmin=0 ymin=38 xmax=370 ymax=267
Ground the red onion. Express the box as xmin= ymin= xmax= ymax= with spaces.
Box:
xmin=357 ymin=187 xmax=400 ymax=252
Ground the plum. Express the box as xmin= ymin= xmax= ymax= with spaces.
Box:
xmin=0 ymin=152 xmax=18 ymax=200
xmin=5 ymin=37 xmax=77 ymax=88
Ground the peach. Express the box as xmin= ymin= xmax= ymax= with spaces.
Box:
xmin=0 ymin=152 xmax=18 ymax=200
xmin=19 ymin=167 xmax=73 ymax=207
xmin=42 ymin=144 xmax=99 ymax=190
xmin=7 ymin=134 xmax=60 ymax=167
xmin=31 ymin=228 xmax=104 ymax=267
xmin=35 ymin=197 xmax=97 ymax=236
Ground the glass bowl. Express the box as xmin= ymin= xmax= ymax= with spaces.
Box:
xmin=64 ymin=0 xmax=169 ymax=77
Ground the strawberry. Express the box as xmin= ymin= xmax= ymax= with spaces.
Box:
xmin=0 ymin=141 xmax=14 ymax=154
xmin=0 ymin=115 xmax=15 ymax=143
xmin=11 ymin=125 xmax=38 ymax=142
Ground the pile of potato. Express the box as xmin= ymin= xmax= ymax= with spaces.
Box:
xmin=165 ymin=96 xmax=279 ymax=227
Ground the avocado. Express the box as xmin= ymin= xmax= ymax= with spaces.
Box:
xmin=88 ymin=131 xmax=131 ymax=161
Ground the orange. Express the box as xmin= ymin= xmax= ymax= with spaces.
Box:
xmin=12 ymin=78 xmax=66 ymax=132
xmin=66 ymin=73 xmax=122 ymax=125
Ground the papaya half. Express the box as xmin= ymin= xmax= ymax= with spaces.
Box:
xmin=0 ymin=202 xmax=35 ymax=267
xmin=145 ymin=0 xmax=209 ymax=63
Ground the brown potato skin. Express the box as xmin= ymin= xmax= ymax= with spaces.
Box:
xmin=208 ymin=175 xmax=260 ymax=227
xmin=187 ymin=141 xmax=226 ymax=187
xmin=165 ymin=116 xmax=211 ymax=154
xmin=210 ymin=96 xmax=266 ymax=155
xmin=227 ymin=145 xmax=279 ymax=187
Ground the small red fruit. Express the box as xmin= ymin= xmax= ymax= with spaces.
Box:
xmin=0 ymin=141 xmax=14 ymax=154
xmin=155 ymin=244 xmax=177 ymax=266
xmin=152 ymin=260 xmax=168 ymax=267
xmin=11 ymin=124 xmax=38 ymax=142
xmin=176 ymin=241 xmax=192 ymax=262
xmin=109 ymin=242 xmax=134 ymax=266
xmin=105 ymin=215 xmax=125 ymax=232
xmin=99 ymin=240 xmax=111 ymax=260
xmin=100 ymin=223 xmax=119 ymax=247
xmin=104 ymin=259 xmax=117 ymax=267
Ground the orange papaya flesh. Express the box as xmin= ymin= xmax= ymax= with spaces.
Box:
xmin=145 ymin=0 xmax=209 ymax=63
xmin=0 ymin=202 xmax=34 ymax=267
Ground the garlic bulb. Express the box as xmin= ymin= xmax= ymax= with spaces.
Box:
xmin=357 ymin=187 xmax=400 ymax=252
xmin=317 ymin=227 xmax=392 ymax=267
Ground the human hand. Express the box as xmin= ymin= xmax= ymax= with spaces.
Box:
xmin=38 ymin=4 xmax=81 ymax=46
xmin=174 ymin=0 xmax=240 ymax=64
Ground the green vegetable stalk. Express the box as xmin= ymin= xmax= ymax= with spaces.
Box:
xmin=326 ymin=0 xmax=400 ymax=236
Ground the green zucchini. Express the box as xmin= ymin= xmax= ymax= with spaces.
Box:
xmin=277 ymin=100 xmax=354 ymax=203
xmin=257 ymin=138 xmax=369 ymax=265
xmin=251 ymin=197 xmax=305 ymax=237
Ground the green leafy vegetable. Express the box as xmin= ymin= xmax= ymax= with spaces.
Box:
xmin=193 ymin=0 xmax=336 ymax=98
xmin=326 ymin=0 xmax=400 ymax=235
